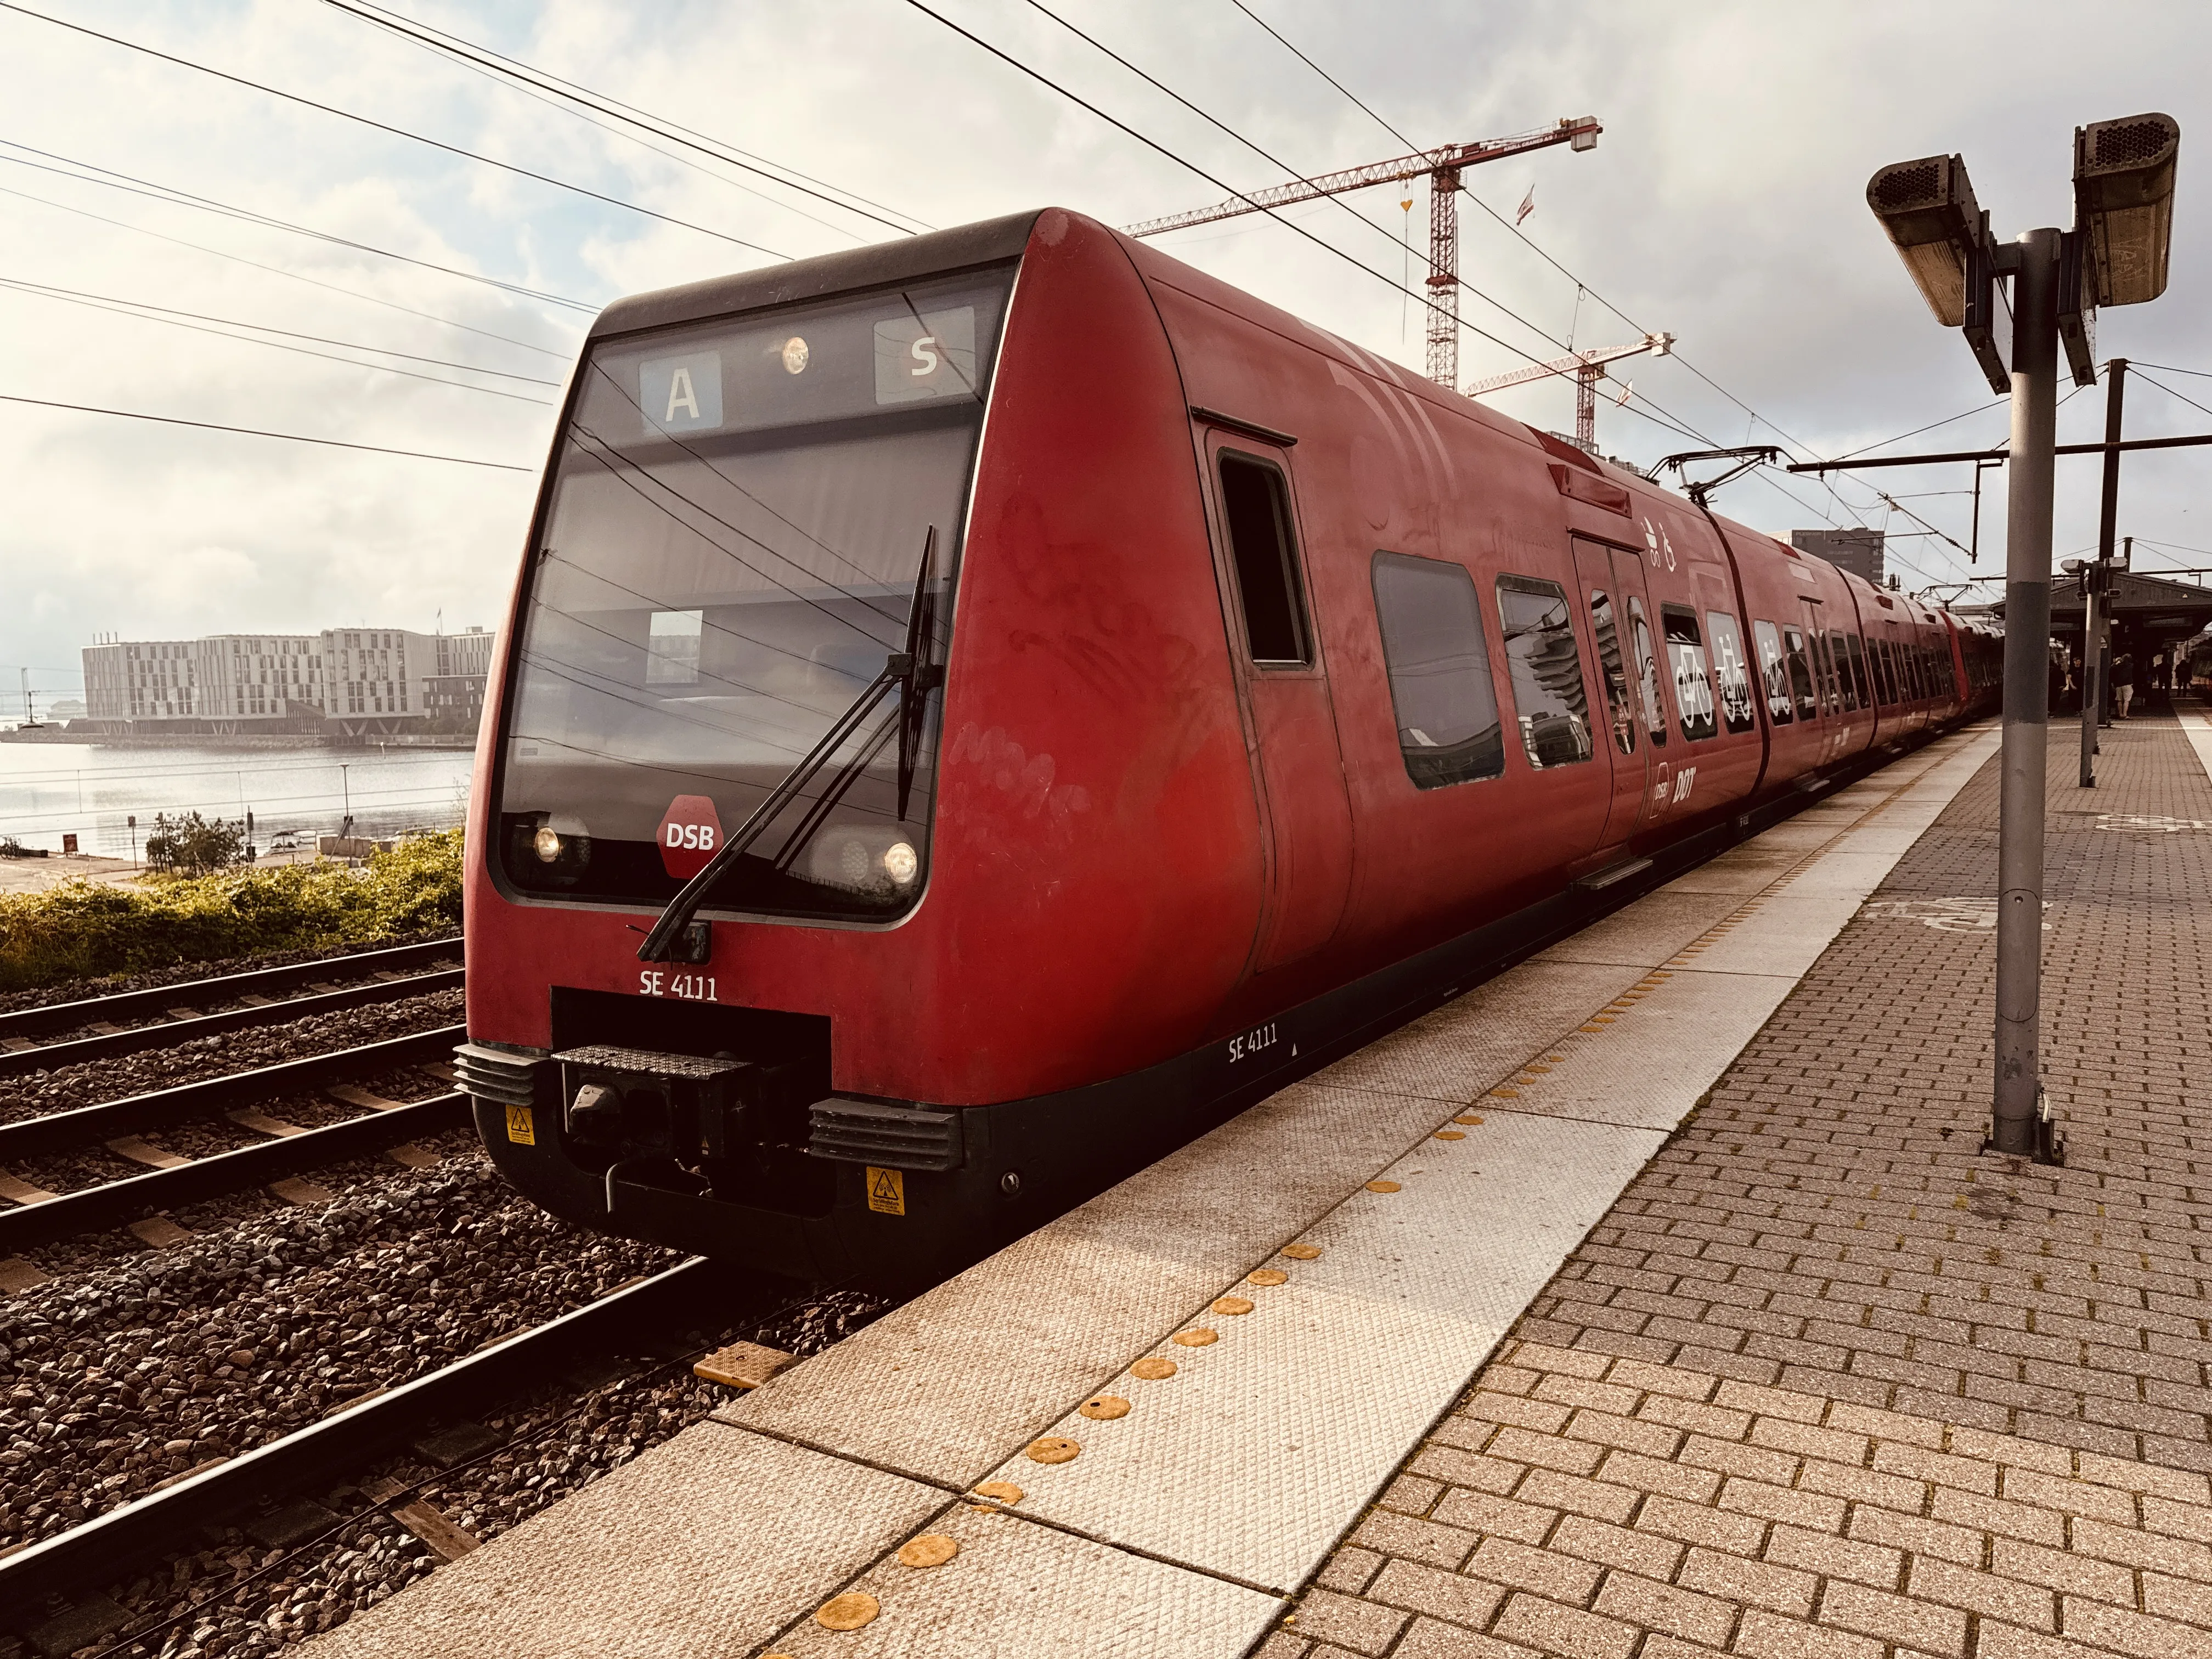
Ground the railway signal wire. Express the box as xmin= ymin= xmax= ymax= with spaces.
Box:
xmin=0 ymin=394 xmax=534 ymax=472
xmin=0 ymin=277 xmax=563 ymax=385
xmin=0 ymin=139 xmax=597 ymax=315
xmin=0 ymin=1 xmax=793 ymax=261
xmin=0 ymin=180 xmax=575 ymax=359
xmin=2 ymin=280 xmax=557 ymax=406
xmin=318 ymin=0 xmax=933 ymax=243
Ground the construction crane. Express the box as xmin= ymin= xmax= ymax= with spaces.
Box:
xmin=1125 ymin=117 xmax=1601 ymax=388
xmin=1463 ymin=332 xmax=1674 ymax=454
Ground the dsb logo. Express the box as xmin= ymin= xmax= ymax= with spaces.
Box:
xmin=657 ymin=794 xmax=724 ymax=879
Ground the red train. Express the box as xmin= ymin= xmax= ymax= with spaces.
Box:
xmin=455 ymin=208 xmax=2001 ymax=1285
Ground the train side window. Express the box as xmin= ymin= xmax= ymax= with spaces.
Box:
xmin=1706 ymin=611 xmax=1757 ymax=735
xmin=1869 ymin=637 xmax=1891 ymax=706
xmin=1496 ymin=575 xmax=1595 ymax=769
xmin=1781 ymin=625 xmax=1818 ymax=721
xmin=1370 ymin=552 xmax=1505 ymax=788
xmin=1626 ymin=596 xmax=1667 ymax=748
xmin=1216 ymin=451 xmax=1311 ymax=665
xmin=1845 ymin=632 xmax=1871 ymax=713
xmin=1588 ymin=589 xmax=1636 ymax=755
xmin=1881 ymin=639 xmax=1903 ymax=705
xmin=1661 ymin=603 xmax=1717 ymax=741
xmin=1753 ymin=620 xmax=1793 ymax=725
xmin=1829 ymin=631 xmax=1858 ymax=712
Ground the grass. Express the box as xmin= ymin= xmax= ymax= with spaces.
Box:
xmin=0 ymin=830 xmax=464 ymax=995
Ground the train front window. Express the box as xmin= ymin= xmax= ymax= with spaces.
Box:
xmin=496 ymin=269 xmax=1012 ymax=920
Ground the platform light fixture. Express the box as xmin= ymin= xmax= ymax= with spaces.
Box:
xmin=1865 ymin=153 xmax=1985 ymax=327
xmin=1864 ymin=115 xmax=2180 ymax=1169
xmin=2074 ymin=112 xmax=2181 ymax=307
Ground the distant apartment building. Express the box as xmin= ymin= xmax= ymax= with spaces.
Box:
xmin=80 ymin=625 xmax=495 ymax=738
xmin=1792 ymin=528 xmax=1888 ymax=587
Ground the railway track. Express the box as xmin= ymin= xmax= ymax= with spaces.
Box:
xmin=0 ymin=1258 xmax=744 ymax=1638
xmin=0 ymin=1026 xmax=466 ymax=1261
xmin=0 ymin=939 xmax=462 ymax=1081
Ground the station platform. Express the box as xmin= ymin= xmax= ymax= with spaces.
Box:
xmin=313 ymin=709 xmax=2212 ymax=1659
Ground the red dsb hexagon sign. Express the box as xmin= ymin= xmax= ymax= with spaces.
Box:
xmin=657 ymin=795 xmax=724 ymax=879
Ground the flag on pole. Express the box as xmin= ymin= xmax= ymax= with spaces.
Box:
xmin=1515 ymin=184 xmax=1536 ymax=225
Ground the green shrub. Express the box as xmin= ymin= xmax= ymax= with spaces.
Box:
xmin=0 ymin=830 xmax=464 ymax=994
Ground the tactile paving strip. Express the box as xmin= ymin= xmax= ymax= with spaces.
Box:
xmin=309 ymin=1425 xmax=941 ymax=1659
xmin=758 ymin=1504 xmax=1281 ymax=1658
xmin=983 ymin=1110 xmax=1662 ymax=1593
xmin=721 ymin=1078 xmax=1466 ymax=1489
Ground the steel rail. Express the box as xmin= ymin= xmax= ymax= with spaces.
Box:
xmin=0 ymin=937 xmax=461 ymax=1044
xmin=0 ymin=1025 xmax=464 ymax=1161
xmin=0 ymin=1092 xmax=469 ymax=1252
xmin=0 ymin=1256 xmax=750 ymax=1626
xmin=0 ymin=968 xmax=464 ymax=1080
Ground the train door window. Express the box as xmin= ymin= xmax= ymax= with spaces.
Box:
xmin=1781 ymin=625 xmax=1818 ymax=721
xmin=1660 ymin=604 xmax=1717 ymax=741
xmin=1753 ymin=620 xmax=1794 ymax=725
xmin=1588 ymin=589 xmax=1636 ymax=755
xmin=1496 ymin=575 xmax=1594 ymax=768
xmin=1908 ymin=643 xmax=1926 ymax=699
xmin=1627 ymin=596 xmax=1667 ymax=748
xmin=1883 ymin=639 xmax=1904 ymax=705
xmin=1845 ymin=633 xmax=1871 ymax=713
xmin=1216 ymin=451 xmax=1311 ymax=665
xmin=1706 ymin=611 xmax=1757 ymax=735
xmin=1869 ymin=637 xmax=1892 ymax=705
xmin=1370 ymin=552 xmax=1505 ymax=788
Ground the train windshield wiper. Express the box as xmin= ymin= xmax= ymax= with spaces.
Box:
xmin=636 ymin=527 xmax=941 ymax=963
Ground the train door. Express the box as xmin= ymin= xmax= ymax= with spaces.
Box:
xmin=1572 ymin=537 xmax=1656 ymax=848
xmin=1204 ymin=435 xmax=1353 ymax=974
xmin=1799 ymin=598 xmax=1844 ymax=764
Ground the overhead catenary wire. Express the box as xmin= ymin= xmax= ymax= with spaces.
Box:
xmin=1 ymin=181 xmax=575 ymax=359
xmin=320 ymin=0 xmax=931 ymax=240
xmin=1203 ymin=0 xmax=1912 ymax=552
xmin=0 ymin=139 xmax=597 ymax=313
xmin=0 ymin=2 xmax=793 ymax=259
xmin=899 ymin=0 xmax=1716 ymax=452
xmin=0 ymin=393 xmax=535 ymax=471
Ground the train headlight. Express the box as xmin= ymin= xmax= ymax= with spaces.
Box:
xmin=533 ymin=825 xmax=563 ymax=863
xmin=883 ymin=841 xmax=919 ymax=885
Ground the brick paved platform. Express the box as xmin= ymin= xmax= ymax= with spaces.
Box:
xmin=1275 ymin=710 xmax=2212 ymax=1659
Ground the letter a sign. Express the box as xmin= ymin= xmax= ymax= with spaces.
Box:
xmin=658 ymin=794 xmax=724 ymax=879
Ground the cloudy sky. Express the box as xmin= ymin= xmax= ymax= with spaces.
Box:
xmin=4 ymin=0 xmax=2208 ymax=711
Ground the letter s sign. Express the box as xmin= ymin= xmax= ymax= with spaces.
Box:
xmin=909 ymin=335 xmax=939 ymax=377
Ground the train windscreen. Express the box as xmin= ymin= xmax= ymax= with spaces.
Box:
xmin=495 ymin=267 xmax=1013 ymax=921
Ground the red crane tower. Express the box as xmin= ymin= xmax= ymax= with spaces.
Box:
xmin=1125 ymin=116 xmax=1601 ymax=388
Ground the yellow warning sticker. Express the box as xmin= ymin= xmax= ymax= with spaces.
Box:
xmin=866 ymin=1166 xmax=905 ymax=1216
xmin=505 ymin=1104 xmax=535 ymax=1146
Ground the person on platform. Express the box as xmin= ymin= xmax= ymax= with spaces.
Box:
xmin=2112 ymin=651 xmax=2136 ymax=719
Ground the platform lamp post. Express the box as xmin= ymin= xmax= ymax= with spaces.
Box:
xmin=1866 ymin=112 xmax=2179 ymax=1164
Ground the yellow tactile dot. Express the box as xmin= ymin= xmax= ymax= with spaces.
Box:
xmin=1366 ymin=1180 xmax=1401 ymax=1193
xmin=1524 ymin=1064 xmax=1553 ymax=1074
xmin=1455 ymin=1114 xmax=1484 ymax=1125
xmin=1172 ymin=1328 xmax=1218 ymax=1347
xmin=1079 ymin=1395 xmax=1131 ymax=1420
xmin=899 ymin=1533 xmax=959 ymax=1568
xmin=1026 ymin=1436 xmax=1081 ymax=1464
xmin=974 ymin=1481 xmax=1024 ymax=1503
xmin=1248 ymin=1267 xmax=1288 ymax=1286
xmin=1579 ymin=1024 xmax=1605 ymax=1033
xmin=1434 ymin=1129 xmax=1465 ymax=1140
xmin=1489 ymin=1088 xmax=1520 ymax=1099
xmin=1131 ymin=1357 xmax=1178 ymax=1380
xmin=1213 ymin=1295 xmax=1255 ymax=1316
xmin=814 ymin=1593 xmax=880 ymax=1631
xmin=1281 ymin=1243 xmax=1323 ymax=1260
